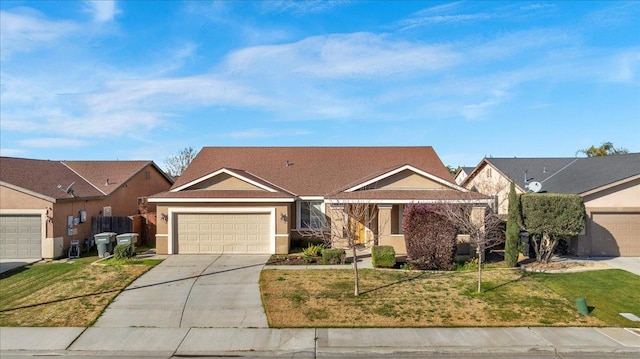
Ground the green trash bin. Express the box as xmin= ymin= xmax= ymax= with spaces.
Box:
xmin=116 ymin=233 xmax=139 ymax=256
xmin=94 ymin=232 xmax=117 ymax=258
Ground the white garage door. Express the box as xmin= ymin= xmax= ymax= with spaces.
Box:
xmin=176 ymin=213 xmax=271 ymax=254
xmin=591 ymin=213 xmax=640 ymax=256
xmin=0 ymin=215 xmax=42 ymax=259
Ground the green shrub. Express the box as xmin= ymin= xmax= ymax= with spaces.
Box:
xmin=321 ymin=248 xmax=346 ymax=265
xmin=371 ymin=245 xmax=396 ymax=268
xmin=113 ymin=243 xmax=134 ymax=259
xmin=302 ymin=243 xmax=324 ymax=262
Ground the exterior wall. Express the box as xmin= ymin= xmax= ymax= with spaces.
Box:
xmin=1 ymin=186 xmax=53 ymax=258
xmin=463 ymin=164 xmax=515 ymax=215
xmin=375 ymin=170 xmax=446 ymax=190
xmin=190 ymin=173 xmax=263 ymax=191
xmin=574 ymin=178 xmax=640 ymax=256
xmin=0 ymin=164 xmax=171 ymax=258
xmin=102 ymin=164 xmax=172 ymax=216
xmin=455 ymin=171 xmax=468 ymax=185
xmin=154 ymin=202 xmax=291 ymax=255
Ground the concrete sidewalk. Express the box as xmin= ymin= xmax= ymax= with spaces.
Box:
xmin=1 ymin=327 xmax=639 ymax=358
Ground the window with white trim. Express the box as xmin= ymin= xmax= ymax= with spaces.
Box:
xmin=298 ymin=201 xmax=325 ymax=229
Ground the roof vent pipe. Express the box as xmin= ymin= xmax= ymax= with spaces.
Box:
xmin=524 ymin=170 xmax=528 ymax=183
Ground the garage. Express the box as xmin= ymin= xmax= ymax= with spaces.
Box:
xmin=590 ymin=212 xmax=640 ymax=256
xmin=0 ymin=214 xmax=42 ymax=259
xmin=176 ymin=212 xmax=272 ymax=254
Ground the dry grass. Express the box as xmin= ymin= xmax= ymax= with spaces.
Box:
xmin=0 ymin=258 xmax=158 ymax=327
xmin=260 ymin=268 xmax=604 ymax=328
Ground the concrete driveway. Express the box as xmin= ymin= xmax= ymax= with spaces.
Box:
xmin=0 ymin=259 xmax=40 ymax=274
xmin=94 ymin=254 xmax=269 ymax=328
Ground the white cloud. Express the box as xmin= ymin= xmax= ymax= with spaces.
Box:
xmin=261 ymin=1 xmax=350 ymax=15
xmin=0 ymin=8 xmax=78 ymax=59
xmin=225 ymin=128 xmax=313 ymax=139
xmin=0 ymin=148 xmax=26 ymax=157
xmin=225 ymin=32 xmax=461 ymax=79
xmin=18 ymin=138 xmax=89 ymax=148
xmin=84 ymin=0 xmax=120 ymax=23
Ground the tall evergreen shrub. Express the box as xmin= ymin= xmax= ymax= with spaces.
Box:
xmin=505 ymin=182 xmax=521 ymax=267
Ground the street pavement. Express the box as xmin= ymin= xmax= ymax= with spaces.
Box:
xmin=1 ymin=326 xmax=639 ymax=358
xmin=1 ymin=254 xmax=639 ymax=357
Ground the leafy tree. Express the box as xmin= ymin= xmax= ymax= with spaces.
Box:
xmin=446 ymin=165 xmax=460 ymax=175
xmin=519 ymin=194 xmax=585 ymax=263
xmin=164 ymin=147 xmax=197 ymax=177
xmin=403 ymin=203 xmax=457 ymax=271
xmin=578 ymin=142 xmax=629 ymax=157
xmin=504 ymin=182 xmax=521 ymax=267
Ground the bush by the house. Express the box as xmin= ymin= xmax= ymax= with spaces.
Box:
xmin=371 ymin=245 xmax=396 ymax=268
xmin=113 ymin=243 xmax=134 ymax=259
xmin=520 ymin=193 xmax=585 ymax=263
xmin=321 ymin=248 xmax=346 ymax=265
xmin=402 ymin=203 xmax=457 ymax=270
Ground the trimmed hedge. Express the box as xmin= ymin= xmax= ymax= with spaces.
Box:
xmin=402 ymin=203 xmax=457 ymax=270
xmin=371 ymin=245 xmax=396 ymax=268
xmin=321 ymin=248 xmax=346 ymax=265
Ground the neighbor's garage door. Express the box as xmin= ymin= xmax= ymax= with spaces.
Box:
xmin=591 ymin=213 xmax=640 ymax=256
xmin=176 ymin=213 xmax=271 ymax=254
xmin=0 ymin=215 xmax=42 ymax=259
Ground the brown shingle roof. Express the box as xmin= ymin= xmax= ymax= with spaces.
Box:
xmin=63 ymin=160 xmax=153 ymax=195
xmin=151 ymin=190 xmax=294 ymax=200
xmin=173 ymin=147 xmax=455 ymax=196
xmin=0 ymin=157 xmax=169 ymax=201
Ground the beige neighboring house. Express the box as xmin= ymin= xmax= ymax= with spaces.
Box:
xmin=453 ymin=167 xmax=475 ymax=186
xmin=0 ymin=157 xmax=173 ymax=259
xmin=461 ymin=154 xmax=640 ymax=257
xmin=149 ymin=147 xmax=491 ymax=256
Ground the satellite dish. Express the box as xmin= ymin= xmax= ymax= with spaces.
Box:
xmin=527 ymin=181 xmax=542 ymax=193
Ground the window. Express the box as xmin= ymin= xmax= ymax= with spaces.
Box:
xmin=398 ymin=204 xmax=404 ymax=234
xmin=298 ymin=201 xmax=325 ymax=229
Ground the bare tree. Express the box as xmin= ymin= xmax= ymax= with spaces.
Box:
xmin=301 ymin=198 xmax=385 ymax=296
xmin=164 ymin=147 xmax=197 ymax=177
xmin=437 ymin=202 xmax=504 ymax=293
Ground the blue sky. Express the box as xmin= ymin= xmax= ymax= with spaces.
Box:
xmin=1 ymin=1 xmax=638 ymax=170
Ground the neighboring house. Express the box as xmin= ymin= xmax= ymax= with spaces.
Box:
xmin=461 ymin=154 xmax=640 ymax=256
xmin=149 ymin=147 xmax=490 ymax=256
xmin=0 ymin=157 xmax=173 ymax=259
xmin=454 ymin=167 xmax=475 ymax=185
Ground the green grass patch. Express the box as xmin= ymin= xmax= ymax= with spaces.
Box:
xmin=0 ymin=258 xmax=161 ymax=327
xmin=261 ymin=268 xmax=605 ymax=328
xmin=529 ymin=269 xmax=640 ymax=327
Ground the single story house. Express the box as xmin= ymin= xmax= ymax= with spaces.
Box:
xmin=149 ymin=147 xmax=491 ymax=255
xmin=461 ymin=154 xmax=640 ymax=256
xmin=0 ymin=157 xmax=173 ymax=259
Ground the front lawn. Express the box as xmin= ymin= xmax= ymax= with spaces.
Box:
xmin=261 ymin=268 xmax=608 ymax=328
xmin=0 ymin=257 xmax=161 ymax=327
xmin=530 ymin=269 xmax=640 ymax=327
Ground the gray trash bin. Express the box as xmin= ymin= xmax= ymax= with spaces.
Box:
xmin=94 ymin=232 xmax=117 ymax=258
xmin=116 ymin=233 xmax=139 ymax=256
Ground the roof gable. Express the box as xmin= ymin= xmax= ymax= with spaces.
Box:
xmin=345 ymin=165 xmax=466 ymax=192
xmin=172 ymin=168 xmax=279 ymax=193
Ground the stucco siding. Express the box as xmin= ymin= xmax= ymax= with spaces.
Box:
xmin=583 ymin=177 xmax=640 ymax=208
xmin=463 ymin=164 xmax=513 ymax=215
xmin=189 ymin=173 xmax=264 ymax=191
xmin=374 ymin=170 xmax=446 ymax=190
